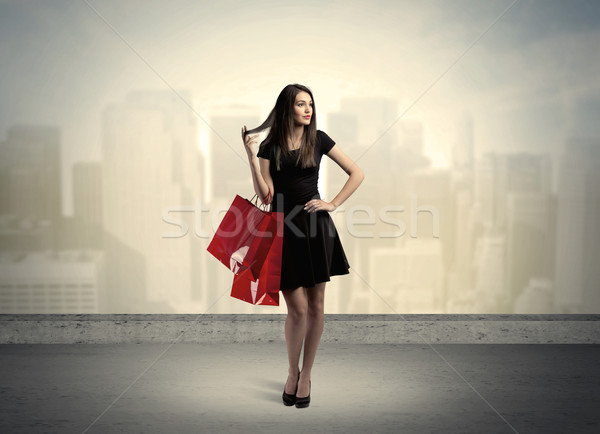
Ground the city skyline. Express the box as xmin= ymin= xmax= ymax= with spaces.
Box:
xmin=2 ymin=88 xmax=599 ymax=314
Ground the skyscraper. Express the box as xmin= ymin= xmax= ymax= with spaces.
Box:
xmin=554 ymin=138 xmax=600 ymax=313
xmin=101 ymin=90 xmax=201 ymax=312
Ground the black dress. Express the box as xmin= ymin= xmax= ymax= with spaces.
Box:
xmin=256 ymin=130 xmax=350 ymax=291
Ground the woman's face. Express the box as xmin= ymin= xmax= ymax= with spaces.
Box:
xmin=292 ymin=91 xmax=313 ymax=126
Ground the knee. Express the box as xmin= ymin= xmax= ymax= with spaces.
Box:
xmin=307 ymin=299 xmax=324 ymax=317
xmin=288 ymin=304 xmax=308 ymax=320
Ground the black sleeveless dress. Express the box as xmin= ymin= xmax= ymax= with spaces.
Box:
xmin=257 ymin=130 xmax=350 ymax=291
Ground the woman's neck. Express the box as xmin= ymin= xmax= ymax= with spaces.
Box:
xmin=288 ymin=126 xmax=305 ymax=150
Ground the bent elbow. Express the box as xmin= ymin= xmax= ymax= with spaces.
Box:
xmin=356 ymin=168 xmax=365 ymax=183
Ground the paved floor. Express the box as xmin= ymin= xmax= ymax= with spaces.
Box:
xmin=0 ymin=343 xmax=599 ymax=434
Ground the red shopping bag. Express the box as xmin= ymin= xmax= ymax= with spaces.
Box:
xmin=207 ymin=192 xmax=274 ymax=281
xmin=230 ymin=210 xmax=284 ymax=306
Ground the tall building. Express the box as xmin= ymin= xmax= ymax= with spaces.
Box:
xmin=473 ymin=153 xmax=495 ymax=228
xmin=473 ymin=231 xmax=506 ymax=312
xmin=473 ymin=151 xmax=553 ymax=312
xmin=70 ymin=162 xmax=104 ymax=249
xmin=506 ymin=192 xmax=554 ymax=306
xmin=0 ymin=125 xmax=62 ymax=224
xmin=554 ymin=138 xmax=600 ymax=313
xmin=325 ymin=108 xmax=434 ymax=312
xmin=446 ymin=171 xmax=477 ymax=312
xmin=494 ymin=152 xmax=552 ymax=230
xmin=101 ymin=90 xmax=201 ymax=313
xmin=474 ymin=151 xmax=552 ymax=230
xmin=73 ymin=162 xmax=103 ymax=228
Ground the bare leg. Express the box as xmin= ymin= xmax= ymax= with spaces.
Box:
xmin=282 ymin=286 xmax=308 ymax=394
xmin=298 ymin=281 xmax=326 ymax=398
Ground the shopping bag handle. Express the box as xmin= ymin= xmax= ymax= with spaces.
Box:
xmin=250 ymin=189 xmax=272 ymax=211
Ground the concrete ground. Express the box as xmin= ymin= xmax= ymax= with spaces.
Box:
xmin=0 ymin=343 xmax=599 ymax=434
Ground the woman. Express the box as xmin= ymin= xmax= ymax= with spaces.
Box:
xmin=242 ymin=84 xmax=364 ymax=408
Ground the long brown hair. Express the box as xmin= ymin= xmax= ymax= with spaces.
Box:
xmin=244 ymin=83 xmax=317 ymax=170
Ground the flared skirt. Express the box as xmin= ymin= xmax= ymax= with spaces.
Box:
xmin=279 ymin=207 xmax=350 ymax=291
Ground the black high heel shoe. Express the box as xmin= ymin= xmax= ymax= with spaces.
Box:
xmin=295 ymin=380 xmax=311 ymax=408
xmin=282 ymin=373 xmax=300 ymax=406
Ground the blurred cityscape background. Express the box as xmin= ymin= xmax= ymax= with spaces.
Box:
xmin=1 ymin=0 xmax=599 ymax=314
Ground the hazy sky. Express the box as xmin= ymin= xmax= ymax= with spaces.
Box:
xmin=1 ymin=0 xmax=599 ymax=215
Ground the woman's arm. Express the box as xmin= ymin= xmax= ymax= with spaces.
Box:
xmin=249 ymin=154 xmax=274 ymax=204
xmin=243 ymin=126 xmax=273 ymax=204
xmin=327 ymin=144 xmax=365 ymax=208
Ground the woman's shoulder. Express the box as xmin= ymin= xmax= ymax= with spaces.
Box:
xmin=315 ymin=130 xmax=336 ymax=154
xmin=315 ymin=129 xmax=327 ymax=145
xmin=316 ymin=129 xmax=333 ymax=141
